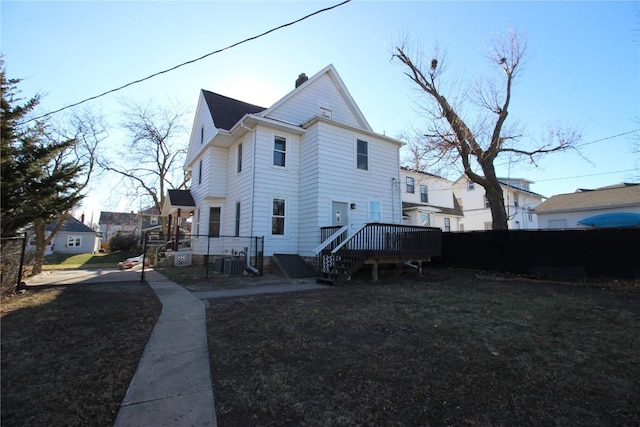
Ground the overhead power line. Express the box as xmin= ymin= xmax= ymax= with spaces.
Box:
xmin=21 ymin=0 xmax=352 ymax=125
xmin=576 ymin=128 xmax=640 ymax=147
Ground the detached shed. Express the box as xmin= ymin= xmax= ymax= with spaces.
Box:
xmin=48 ymin=215 xmax=101 ymax=254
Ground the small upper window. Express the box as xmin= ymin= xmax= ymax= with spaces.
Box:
xmin=406 ymin=177 xmax=415 ymax=193
xmin=467 ymin=181 xmax=475 ymax=191
xmin=513 ymin=193 xmax=519 ymax=208
xmin=200 ymin=126 xmax=204 ymax=144
xmin=273 ymin=136 xmax=286 ymax=167
xmin=444 ymin=218 xmax=451 ymax=232
xmin=150 ymin=216 xmax=158 ymax=225
xmin=484 ymin=195 xmax=490 ymax=208
xmin=198 ymin=159 xmax=203 ymax=185
xmin=237 ymin=143 xmax=243 ymax=173
xmin=357 ymin=139 xmax=368 ymax=170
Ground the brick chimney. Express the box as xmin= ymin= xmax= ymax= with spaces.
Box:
xmin=295 ymin=73 xmax=308 ymax=88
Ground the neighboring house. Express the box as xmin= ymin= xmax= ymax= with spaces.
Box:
xmin=400 ymin=167 xmax=464 ymax=231
xmin=163 ymin=65 xmax=405 ymax=258
xmin=452 ymin=176 xmax=543 ymax=230
xmin=98 ymin=211 xmax=138 ymax=243
xmin=35 ymin=215 xmax=100 ymax=254
xmin=138 ymin=207 xmax=164 ymax=242
xmin=534 ymin=183 xmax=640 ymax=229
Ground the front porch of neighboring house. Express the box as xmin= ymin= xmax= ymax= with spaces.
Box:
xmin=314 ymin=223 xmax=442 ymax=285
xmin=160 ymin=190 xmax=196 ymax=251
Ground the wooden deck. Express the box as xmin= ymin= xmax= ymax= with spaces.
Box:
xmin=316 ymin=223 xmax=442 ymax=285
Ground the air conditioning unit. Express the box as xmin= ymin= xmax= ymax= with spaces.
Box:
xmin=224 ymin=258 xmax=245 ymax=275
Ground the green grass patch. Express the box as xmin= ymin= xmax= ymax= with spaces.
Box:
xmin=43 ymin=251 xmax=140 ymax=269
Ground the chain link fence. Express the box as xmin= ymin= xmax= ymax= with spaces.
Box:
xmin=1 ymin=234 xmax=29 ymax=296
xmin=142 ymin=234 xmax=264 ymax=279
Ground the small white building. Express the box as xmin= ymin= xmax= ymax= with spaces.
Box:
xmin=452 ymin=176 xmax=543 ymax=231
xmin=31 ymin=215 xmax=101 ymax=255
xmin=400 ymin=167 xmax=463 ymax=231
xmin=534 ymin=183 xmax=640 ymax=229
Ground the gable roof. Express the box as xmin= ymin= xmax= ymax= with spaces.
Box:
xmin=258 ymin=64 xmax=373 ymax=132
xmin=46 ymin=215 xmax=97 ymax=234
xmin=534 ymin=183 xmax=640 ymax=213
xmin=202 ymin=90 xmax=266 ymax=131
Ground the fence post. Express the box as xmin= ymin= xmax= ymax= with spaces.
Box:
xmin=206 ymin=236 xmax=211 ymax=279
xmin=140 ymin=232 xmax=148 ymax=283
xmin=15 ymin=232 xmax=27 ymax=293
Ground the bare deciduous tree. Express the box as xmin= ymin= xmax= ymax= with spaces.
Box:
xmin=99 ymin=99 xmax=188 ymax=236
xmin=394 ymin=29 xmax=582 ymax=230
xmin=31 ymin=108 xmax=106 ymax=274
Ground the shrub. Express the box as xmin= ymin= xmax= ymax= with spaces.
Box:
xmin=108 ymin=233 xmax=139 ymax=252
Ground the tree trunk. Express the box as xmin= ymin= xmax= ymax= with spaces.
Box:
xmin=32 ymin=225 xmax=47 ymax=275
xmin=485 ymin=184 xmax=508 ymax=230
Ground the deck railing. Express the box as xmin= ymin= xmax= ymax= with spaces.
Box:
xmin=317 ymin=223 xmax=442 ymax=284
xmin=321 ymin=223 xmax=442 ymax=257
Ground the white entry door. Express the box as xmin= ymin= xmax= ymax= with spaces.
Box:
xmin=332 ymin=202 xmax=348 ymax=227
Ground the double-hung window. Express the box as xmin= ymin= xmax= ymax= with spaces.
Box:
xmin=237 ymin=143 xmax=243 ymax=173
xmin=234 ymin=202 xmax=241 ymax=237
xmin=406 ymin=177 xmax=415 ymax=193
xmin=67 ymin=236 xmax=81 ymax=247
xmin=273 ymin=136 xmax=286 ymax=167
xmin=272 ymin=198 xmax=285 ymax=235
xmin=420 ymin=185 xmax=428 ymax=202
xmin=209 ymin=207 xmax=220 ymax=238
xmin=357 ymin=139 xmax=368 ymax=170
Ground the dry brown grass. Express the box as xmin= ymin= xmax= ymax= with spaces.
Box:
xmin=1 ymin=282 xmax=161 ymax=427
xmin=207 ymin=267 xmax=640 ymax=426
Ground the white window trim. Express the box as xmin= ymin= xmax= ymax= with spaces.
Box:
xmin=271 ymin=196 xmax=287 ymax=236
xmin=406 ymin=176 xmax=415 ymax=193
xmin=368 ymin=200 xmax=381 ymax=222
xmin=272 ymin=134 xmax=288 ymax=169
xmin=67 ymin=235 xmax=82 ymax=247
xmin=355 ymin=137 xmax=369 ymax=172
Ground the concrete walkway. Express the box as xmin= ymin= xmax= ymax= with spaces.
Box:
xmin=113 ymin=270 xmax=218 ymax=427
xmin=25 ymin=267 xmax=326 ymax=425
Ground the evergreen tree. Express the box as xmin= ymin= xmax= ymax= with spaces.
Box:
xmin=1 ymin=59 xmax=84 ymax=238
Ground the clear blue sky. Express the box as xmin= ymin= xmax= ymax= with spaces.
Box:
xmin=2 ymin=1 xmax=639 ymax=219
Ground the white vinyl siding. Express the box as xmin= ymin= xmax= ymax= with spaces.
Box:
xmin=265 ymin=73 xmax=364 ymax=129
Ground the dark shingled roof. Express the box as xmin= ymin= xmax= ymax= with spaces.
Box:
xmin=99 ymin=211 xmax=137 ymax=225
xmin=202 ymin=90 xmax=266 ymax=131
xmin=167 ymin=189 xmax=196 ymax=207
xmin=46 ymin=215 xmax=97 ymax=234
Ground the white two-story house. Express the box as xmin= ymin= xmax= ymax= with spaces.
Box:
xmin=452 ymin=176 xmax=543 ymax=230
xmin=163 ymin=65 xmax=406 ymax=262
xmin=400 ymin=167 xmax=464 ymax=231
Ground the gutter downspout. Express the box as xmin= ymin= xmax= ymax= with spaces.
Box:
xmin=240 ymin=119 xmax=257 ymax=238
xmin=240 ymin=120 xmax=261 ymax=275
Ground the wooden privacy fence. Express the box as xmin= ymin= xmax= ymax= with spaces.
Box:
xmin=439 ymin=228 xmax=640 ymax=279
